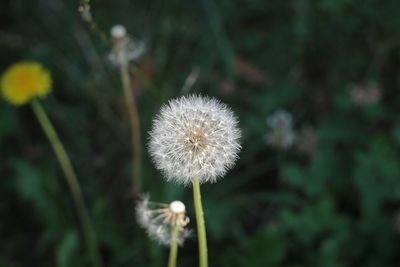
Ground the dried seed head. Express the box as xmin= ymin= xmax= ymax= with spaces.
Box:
xmin=148 ymin=95 xmax=241 ymax=184
xmin=136 ymin=195 xmax=190 ymax=246
xmin=109 ymin=25 xmax=145 ymax=66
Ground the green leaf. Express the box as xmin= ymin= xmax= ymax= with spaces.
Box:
xmin=56 ymin=230 xmax=79 ymax=267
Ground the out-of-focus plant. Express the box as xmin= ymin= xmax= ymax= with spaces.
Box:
xmin=265 ymin=109 xmax=296 ymax=151
xmin=79 ymin=0 xmax=146 ymax=195
xmin=78 ymin=0 xmax=108 ymax=43
xmin=109 ymin=25 xmax=145 ymax=195
xmin=0 ymin=62 xmax=103 ymax=267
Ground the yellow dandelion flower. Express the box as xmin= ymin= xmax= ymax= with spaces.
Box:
xmin=1 ymin=62 xmax=52 ymax=105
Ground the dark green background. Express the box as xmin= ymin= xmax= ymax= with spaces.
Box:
xmin=1 ymin=0 xmax=400 ymax=266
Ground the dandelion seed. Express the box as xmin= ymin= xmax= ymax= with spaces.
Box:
xmin=136 ymin=195 xmax=191 ymax=246
xmin=148 ymin=95 xmax=241 ymax=184
xmin=1 ymin=62 xmax=51 ymax=105
xmin=266 ymin=109 xmax=296 ymax=150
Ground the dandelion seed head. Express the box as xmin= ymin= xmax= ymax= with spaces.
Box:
xmin=266 ymin=109 xmax=293 ymax=129
xmin=149 ymin=95 xmax=241 ymax=184
xmin=109 ymin=25 xmax=145 ymax=66
xmin=266 ymin=109 xmax=296 ymax=150
xmin=135 ymin=195 xmax=191 ymax=246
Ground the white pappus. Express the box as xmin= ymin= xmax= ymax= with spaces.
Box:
xmin=148 ymin=95 xmax=241 ymax=184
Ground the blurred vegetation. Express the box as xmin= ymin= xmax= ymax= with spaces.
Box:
xmin=1 ymin=0 xmax=400 ymax=266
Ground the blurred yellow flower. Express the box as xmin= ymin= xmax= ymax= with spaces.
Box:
xmin=1 ymin=62 xmax=52 ymax=105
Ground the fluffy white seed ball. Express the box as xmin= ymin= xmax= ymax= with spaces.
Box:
xmin=149 ymin=95 xmax=241 ymax=184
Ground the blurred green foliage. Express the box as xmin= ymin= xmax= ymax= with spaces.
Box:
xmin=1 ymin=0 xmax=400 ymax=266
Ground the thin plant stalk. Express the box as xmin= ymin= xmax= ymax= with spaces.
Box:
xmin=192 ymin=178 xmax=208 ymax=267
xmin=119 ymin=60 xmax=142 ymax=194
xmin=31 ymin=99 xmax=103 ymax=267
xmin=167 ymin=225 xmax=179 ymax=267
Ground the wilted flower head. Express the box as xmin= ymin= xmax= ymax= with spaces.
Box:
xmin=109 ymin=25 xmax=145 ymax=66
xmin=1 ymin=62 xmax=52 ymax=105
xmin=266 ymin=109 xmax=296 ymax=150
xmin=136 ymin=195 xmax=190 ymax=246
xmin=349 ymin=83 xmax=381 ymax=106
xmin=149 ymin=95 xmax=241 ymax=184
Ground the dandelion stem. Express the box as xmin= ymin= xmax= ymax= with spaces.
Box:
xmin=78 ymin=0 xmax=109 ymax=44
xmin=167 ymin=225 xmax=179 ymax=267
xmin=120 ymin=60 xmax=142 ymax=194
xmin=31 ymin=99 xmax=103 ymax=267
xmin=192 ymin=178 xmax=208 ymax=267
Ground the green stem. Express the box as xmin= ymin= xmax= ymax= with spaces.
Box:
xmin=167 ymin=225 xmax=179 ymax=267
xmin=192 ymin=178 xmax=208 ymax=267
xmin=31 ymin=99 xmax=103 ymax=267
xmin=120 ymin=60 xmax=142 ymax=194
